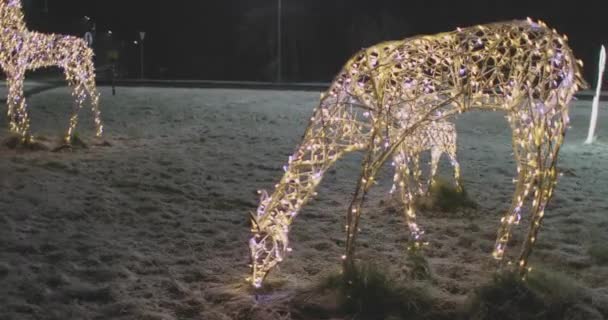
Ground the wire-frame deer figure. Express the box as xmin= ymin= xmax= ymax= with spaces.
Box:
xmin=390 ymin=119 xmax=462 ymax=197
xmin=0 ymin=0 xmax=102 ymax=144
xmin=248 ymin=19 xmax=586 ymax=288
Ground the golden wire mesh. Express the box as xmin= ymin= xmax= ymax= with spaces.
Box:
xmin=249 ymin=18 xmax=586 ymax=288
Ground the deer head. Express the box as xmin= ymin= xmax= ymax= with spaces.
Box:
xmin=0 ymin=0 xmax=25 ymax=32
xmin=247 ymin=189 xmax=291 ymax=288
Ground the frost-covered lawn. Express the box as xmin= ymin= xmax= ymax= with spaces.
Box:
xmin=0 ymin=86 xmax=607 ymax=319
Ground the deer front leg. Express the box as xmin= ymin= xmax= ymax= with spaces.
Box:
xmin=411 ymin=153 xmax=425 ymax=195
xmin=4 ymin=73 xmax=16 ymax=133
xmin=428 ymin=147 xmax=442 ymax=192
xmin=393 ymin=148 xmax=425 ymax=250
xmin=446 ymin=146 xmax=462 ymax=192
xmin=343 ymin=156 xmax=379 ymax=268
xmin=6 ymin=69 xmax=31 ymax=141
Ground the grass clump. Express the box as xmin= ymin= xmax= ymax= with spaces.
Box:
xmin=69 ymin=132 xmax=88 ymax=148
xmin=318 ymin=262 xmax=436 ymax=319
xmin=52 ymin=132 xmax=88 ymax=152
xmin=466 ymin=270 xmax=590 ymax=320
xmin=416 ymin=177 xmax=477 ymax=212
xmin=406 ymin=249 xmax=432 ymax=280
xmin=588 ymin=243 xmax=608 ymax=265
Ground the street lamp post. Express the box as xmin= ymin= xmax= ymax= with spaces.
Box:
xmin=139 ymin=31 xmax=146 ymax=79
xmin=277 ymin=0 xmax=282 ymax=83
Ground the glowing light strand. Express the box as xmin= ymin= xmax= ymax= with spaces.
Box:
xmin=584 ymin=45 xmax=605 ymax=144
xmin=248 ymin=19 xmax=586 ymax=287
xmin=0 ymin=0 xmax=102 ymax=143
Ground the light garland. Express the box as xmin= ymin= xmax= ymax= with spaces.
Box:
xmin=0 ymin=0 xmax=102 ymax=144
xmin=249 ymin=18 xmax=586 ymax=288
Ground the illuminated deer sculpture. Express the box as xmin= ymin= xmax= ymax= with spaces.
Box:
xmin=391 ymin=119 xmax=461 ymax=197
xmin=0 ymin=0 xmax=102 ymax=143
xmin=248 ymin=19 xmax=586 ymax=288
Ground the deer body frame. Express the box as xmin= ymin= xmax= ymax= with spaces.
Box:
xmin=0 ymin=0 xmax=102 ymax=143
xmin=249 ymin=19 xmax=585 ymax=288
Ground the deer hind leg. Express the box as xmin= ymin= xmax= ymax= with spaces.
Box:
xmin=63 ymin=64 xmax=88 ymax=144
xmin=392 ymin=146 xmax=425 ymax=250
xmin=80 ymin=48 xmax=103 ymax=138
xmin=493 ymin=96 xmax=568 ymax=271
xmin=492 ymin=163 xmax=535 ymax=261
xmin=89 ymin=85 xmax=102 ymax=138
xmin=517 ymin=101 xmax=568 ymax=276
xmin=342 ymin=136 xmax=392 ymax=274
xmin=493 ymin=111 xmax=539 ymax=261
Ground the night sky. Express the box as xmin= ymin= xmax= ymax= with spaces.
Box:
xmin=22 ymin=0 xmax=607 ymax=83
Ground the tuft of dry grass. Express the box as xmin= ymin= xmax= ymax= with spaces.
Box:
xmin=314 ymin=262 xmax=438 ymax=319
xmin=406 ymin=249 xmax=432 ymax=280
xmin=588 ymin=244 xmax=608 ymax=265
xmin=69 ymin=132 xmax=88 ymax=149
xmin=416 ymin=177 xmax=477 ymax=212
xmin=466 ymin=269 xmax=596 ymax=320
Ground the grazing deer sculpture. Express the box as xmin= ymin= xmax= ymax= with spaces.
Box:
xmin=0 ymin=0 xmax=102 ymax=143
xmin=391 ymin=119 xmax=461 ymax=197
xmin=248 ymin=19 xmax=586 ymax=288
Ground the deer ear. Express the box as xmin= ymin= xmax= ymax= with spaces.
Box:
xmin=259 ymin=189 xmax=269 ymax=201
xmin=249 ymin=211 xmax=259 ymax=229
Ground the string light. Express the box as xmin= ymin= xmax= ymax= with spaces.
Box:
xmin=1 ymin=0 xmax=103 ymax=143
xmin=248 ymin=19 xmax=586 ymax=287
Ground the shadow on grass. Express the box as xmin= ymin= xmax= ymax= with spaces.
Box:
xmin=2 ymin=134 xmax=50 ymax=151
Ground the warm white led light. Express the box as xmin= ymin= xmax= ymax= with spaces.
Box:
xmin=246 ymin=19 xmax=586 ymax=287
xmin=1 ymin=0 xmax=103 ymax=143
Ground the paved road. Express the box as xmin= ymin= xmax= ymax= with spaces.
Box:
xmin=98 ymin=79 xmax=608 ymax=100
xmin=1 ymin=79 xmax=605 ymax=100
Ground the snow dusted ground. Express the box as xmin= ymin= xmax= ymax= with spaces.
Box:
xmin=0 ymin=86 xmax=607 ymax=319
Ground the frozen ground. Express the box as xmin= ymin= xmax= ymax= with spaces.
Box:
xmin=0 ymin=86 xmax=607 ymax=319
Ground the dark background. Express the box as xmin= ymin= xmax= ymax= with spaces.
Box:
xmin=21 ymin=0 xmax=607 ymax=84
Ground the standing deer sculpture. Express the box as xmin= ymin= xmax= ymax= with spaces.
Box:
xmin=248 ymin=19 xmax=586 ymax=288
xmin=0 ymin=0 xmax=102 ymax=144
